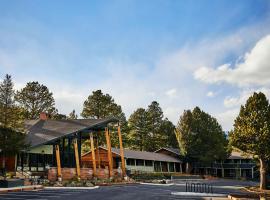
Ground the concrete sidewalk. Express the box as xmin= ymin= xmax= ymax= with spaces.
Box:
xmin=0 ymin=185 xmax=43 ymax=193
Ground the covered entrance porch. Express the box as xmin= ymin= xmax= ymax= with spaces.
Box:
xmin=17 ymin=116 xmax=126 ymax=181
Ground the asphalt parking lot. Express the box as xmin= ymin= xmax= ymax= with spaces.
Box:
xmin=0 ymin=179 xmax=258 ymax=200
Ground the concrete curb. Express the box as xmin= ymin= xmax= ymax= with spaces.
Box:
xmin=140 ymin=182 xmax=174 ymax=186
xmin=45 ymin=186 xmax=100 ymax=190
xmin=171 ymin=191 xmax=227 ymax=197
xmin=0 ymin=185 xmax=43 ymax=193
xmin=227 ymin=194 xmax=260 ymax=200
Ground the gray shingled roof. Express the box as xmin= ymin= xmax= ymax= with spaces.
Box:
xmin=25 ymin=118 xmax=118 ymax=148
xmin=111 ymin=147 xmax=181 ymax=163
xmin=155 ymin=147 xmax=181 ymax=155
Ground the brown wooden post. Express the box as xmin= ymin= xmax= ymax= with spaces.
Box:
xmin=105 ymin=127 xmax=113 ymax=177
xmin=96 ymin=134 xmax=101 ymax=169
xmin=117 ymin=124 xmax=126 ymax=177
xmin=55 ymin=144 xmax=62 ymax=181
xmin=73 ymin=138 xmax=81 ymax=179
xmin=90 ymin=132 xmax=97 ymax=177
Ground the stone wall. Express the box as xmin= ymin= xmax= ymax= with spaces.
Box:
xmin=48 ymin=167 xmax=118 ymax=181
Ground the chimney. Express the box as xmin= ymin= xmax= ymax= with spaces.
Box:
xmin=40 ymin=112 xmax=48 ymax=120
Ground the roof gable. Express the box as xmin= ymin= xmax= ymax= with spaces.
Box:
xmin=155 ymin=147 xmax=181 ymax=156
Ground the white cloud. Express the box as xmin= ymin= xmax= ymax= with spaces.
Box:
xmin=224 ymin=87 xmax=270 ymax=108
xmin=215 ymin=108 xmax=239 ymax=131
xmin=206 ymin=91 xmax=216 ymax=97
xmin=1 ymin=14 xmax=270 ymax=130
xmin=194 ymin=35 xmax=270 ymax=87
xmin=165 ymin=88 xmax=177 ymax=98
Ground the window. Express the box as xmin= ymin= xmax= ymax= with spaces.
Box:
xmin=169 ymin=163 xmax=175 ymax=172
xmin=126 ymin=159 xmax=135 ymax=166
xmin=136 ymin=159 xmax=144 ymax=166
xmin=154 ymin=161 xmax=161 ymax=172
xmin=145 ymin=160 xmax=153 ymax=166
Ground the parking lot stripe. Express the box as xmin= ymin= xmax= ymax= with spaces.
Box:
xmin=0 ymin=194 xmax=61 ymax=198
xmin=0 ymin=198 xmax=32 ymax=200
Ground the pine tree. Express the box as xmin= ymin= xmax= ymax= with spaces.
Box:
xmin=15 ymin=81 xmax=57 ymax=119
xmin=0 ymin=74 xmax=25 ymax=130
xmin=0 ymin=74 xmax=26 ymax=176
xmin=128 ymin=108 xmax=149 ymax=151
xmin=146 ymin=101 xmax=164 ymax=151
xmin=81 ymin=90 xmax=128 ymax=147
xmin=160 ymin=118 xmax=177 ymax=148
xmin=230 ymin=92 xmax=270 ymax=190
xmin=127 ymin=101 xmax=175 ymax=151
xmin=175 ymin=107 xmax=228 ymax=172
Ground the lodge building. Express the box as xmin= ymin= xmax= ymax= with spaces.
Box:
xmin=156 ymin=148 xmax=256 ymax=179
xmin=0 ymin=113 xmax=257 ymax=181
xmin=81 ymin=147 xmax=182 ymax=174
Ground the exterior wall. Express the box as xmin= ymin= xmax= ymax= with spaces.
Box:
xmin=193 ymin=158 xmax=256 ymax=179
xmin=126 ymin=161 xmax=180 ymax=173
xmin=0 ymin=156 xmax=16 ymax=172
xmin=126 ymin=165 xmax=154 ymax=172
xmin=81 ymin=148 xmax=118 ymax=169
xmin=81 ymin=148 xmax=181 ymax=174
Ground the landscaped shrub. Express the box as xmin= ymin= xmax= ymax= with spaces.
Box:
xmin=130 ymin=172 xmax=174 ymax=181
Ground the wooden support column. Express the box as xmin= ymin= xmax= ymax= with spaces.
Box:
xmin=73 ymin=138 xmax=81 ymax=179
xmin=96 ymin=134 xmax=101 ymax=169
xmin=55 ymin=144 xmax=62 ymax=181
xmin=90 ymin=132 xmax=97 ymax=177
xmin=105 ymin=127 xmax=113 ymax=177
xmin=117 ymin=124 xmax=126 ymax=177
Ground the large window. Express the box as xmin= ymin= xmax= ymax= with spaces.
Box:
xmin=136 ymin=159 xmax=144 ymax=166
xmin=145 ymin=160 xmax=153 ymax=166
xmin=126 ymin=159 xmax=135 ymax=166
xmin=154 ymin=161 xmax=161 ymax=172
xmin=169 ymin=163 xmax=175 ymax=172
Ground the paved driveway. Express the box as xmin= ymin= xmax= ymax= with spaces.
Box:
xmin=0 ymin=179 xmax=258 ymax=200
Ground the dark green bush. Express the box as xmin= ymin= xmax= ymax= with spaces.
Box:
xmin=130 ymin=172 xmax=173 ymax=181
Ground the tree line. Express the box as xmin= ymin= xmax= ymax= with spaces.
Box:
xmin=0 ymin=74 xmax=269 ymax=189
xmin=0 ymin=74 xmax=177 ymax=157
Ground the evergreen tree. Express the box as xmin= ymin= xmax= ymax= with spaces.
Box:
xmin=128 ymin=108 xmax=149 ymax=151
xmin=230 ymin=92 xmax=270 ymax=190
xmin=0 ymin=74 xmax=26 ymax=176
xmin=127 ymin=101 xmax=176 ymax=151
xmin=68 ymin=109 xmax=78 ymax=119
xmin=52 ymin=113 xmax=67 ymax=120
xmin=160 ymin=118 xmax=177 ymax=148
xmin=175 ymin=107 xmax=228 ymax=172
xmin=146 ymin=101 xmax=164 ymax=151
xmin=15 ymin=81 xmax=57 ymax=119
xmin=81 ymin=90 xmax=128 ymax=147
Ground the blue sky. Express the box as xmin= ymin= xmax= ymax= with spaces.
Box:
xmin=0 ymin=0 xmax=270 ymax=130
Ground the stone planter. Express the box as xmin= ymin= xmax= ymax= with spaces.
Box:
xmin=0 ymin=179 xmax=24 ymax=188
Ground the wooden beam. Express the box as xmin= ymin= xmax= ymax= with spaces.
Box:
xmin=90 ymin=132 xmax=97 ymax=177
xmin=105 ymin=127 xmax=113 ymax=177
xmin=55 ymin=144 xmax=62 ymax=181
xmin=117 ymin=124 xmax=126 ymax=177
xmin=96 ymin=133 xmax=101 ymax=169
xmin=73 ymin=138 xmax=81 ymax=179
